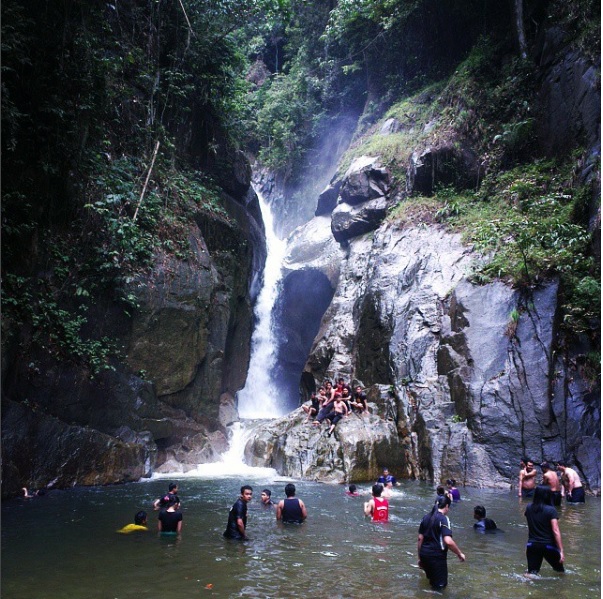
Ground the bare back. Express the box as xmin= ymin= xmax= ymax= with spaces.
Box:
xmin=543 ymin=470 xmax=561 ymax=492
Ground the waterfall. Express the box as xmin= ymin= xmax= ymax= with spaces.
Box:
xmin=164 ymin=189 xmax=286 ymax=477
xmin=154 ymin=420 xmax=277 ymax=477
xmin=237 ymin=188 xmax=288 ymax=419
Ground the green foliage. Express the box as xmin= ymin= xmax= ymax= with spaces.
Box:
xmin=2 ymin=274 xmax=118 ymax=377
xmin=549 ymin=0 xmax=601 ymax=62
xmin=1 ymin=0 xmax=251 ymax=377
xmin=255 ymin=55 xmax=325 ymax=176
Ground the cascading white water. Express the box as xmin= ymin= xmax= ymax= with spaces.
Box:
xmin=154 ymin=189 xmax=287 ymax=477
xmin=236 ymin=188 xmax=288 ymax=419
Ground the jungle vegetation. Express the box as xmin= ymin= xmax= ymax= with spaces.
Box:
xmin=1 ymin=0 xmax=600 ymax=380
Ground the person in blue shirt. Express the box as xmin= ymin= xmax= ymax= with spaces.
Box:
xmin=377 ymin=468 xmax=396 ymax=486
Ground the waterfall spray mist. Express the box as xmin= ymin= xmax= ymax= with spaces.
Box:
xmin=237 ymin=188 xmax=288 ymax=418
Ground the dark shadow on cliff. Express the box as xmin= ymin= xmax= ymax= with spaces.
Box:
xmin=271 ymin=269 xmax=335 ymax=412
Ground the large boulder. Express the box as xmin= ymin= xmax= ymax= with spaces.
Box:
xmin=315 ymin=180 xmax=342 ymax=216
xmin=331 ymin=196 xmax=389 ymax=243
xmin=1 ymin=399 xmax=150 ymax=497
xmin=245 ymin=397 xmax=406 ymax=482
xmin=298 ymin=218 xmax=599 ymax=492
xmin=339 ymin=155 xmax=390 ymax=205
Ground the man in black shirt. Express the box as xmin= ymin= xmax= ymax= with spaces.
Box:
xmin=276 ymin=483 xmax=307 ymax=524
xmin=224 ymin=485 xmax=253 ymax=540
xmin=350 ymin=385 xmax=368 ymax=414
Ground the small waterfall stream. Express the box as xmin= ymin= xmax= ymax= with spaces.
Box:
xmin=199 ymin=187 xmax=287 ymax=473
xmin=237 ymin=188 xmax=288 ymax=419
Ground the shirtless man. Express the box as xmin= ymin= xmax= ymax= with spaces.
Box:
xmin=540 ymin=462 xmax=563 ymax=506
xmin=312 ymin=383 xmax=337 ymax=426
xmin=557 ymin=461 xmax=585 ymax=503
xmin=518 ymin=460 xmax=537 ymax=498
xmin=326 ymin=395 xmax=349 ymax=437
xmin=381 ymin=481 xmax=394 ymax=499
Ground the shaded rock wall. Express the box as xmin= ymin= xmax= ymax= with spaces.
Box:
xmin=2 ymin=185 xmax=266 ymax=496
xmin=2 ymin=399 xmax=148 ymax=495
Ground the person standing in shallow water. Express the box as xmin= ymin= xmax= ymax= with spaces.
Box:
xmin=540 ymin=462 xmax=563 ymax=506
xmin=224 ymin=485 xmax=253 ymax=540
xmin=158 ymin=496 xmax=183 ymax=534
xmin=276 ymin=483 xmax=307 ymax=524
xmin=446 ymin=479 xmax=461 ymax=501
xmin=519 ymin=460 xmax=537 ymax=498
xmin=417 ymin=496 xmax=466 ymax=590
xmin=557 ymin=461 xmax=586 ymax=503
xmin=524 ymin=485 xmax=565 ymax=575
xmin=260 ymin=489 xmax=275 ymax=508
xmin=364 ymin=483 xmax=389 ymax=521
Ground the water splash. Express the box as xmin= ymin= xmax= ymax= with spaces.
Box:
xmin=237 ymin=188 xmax=288 ymax=418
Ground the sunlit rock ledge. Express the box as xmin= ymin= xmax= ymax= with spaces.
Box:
xmin=244 ymin=388 xmax=407 ymax=483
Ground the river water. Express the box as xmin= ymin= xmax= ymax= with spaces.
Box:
xmin=2 ymin=473 xmax=599 ymax=599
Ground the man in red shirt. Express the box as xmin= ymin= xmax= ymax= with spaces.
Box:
xmin=364 ymin=483 xmax=389 ymax=521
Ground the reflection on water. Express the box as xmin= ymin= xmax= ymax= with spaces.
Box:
xmin=2 ymin=479 xmax=600 ymax=599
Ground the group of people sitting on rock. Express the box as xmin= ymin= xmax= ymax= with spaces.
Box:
xmin=302 ymin=378 xmax=368 ymax=436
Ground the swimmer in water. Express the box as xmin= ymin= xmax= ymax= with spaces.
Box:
xmin=117 ymin=511 xmax=149 ymax=534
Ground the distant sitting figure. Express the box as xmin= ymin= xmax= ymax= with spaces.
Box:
xmin=302 ymin=392 xmax=320 ymax=423
xmin=326 ymin=395 xmax=349 ymax=437
xmin=117 ymin=510 xmax=149 ymax=534
xmin=473 ymin=505 xmax=497 ymax=531
xmin=350 ymin=385 xmax=368 ymax=414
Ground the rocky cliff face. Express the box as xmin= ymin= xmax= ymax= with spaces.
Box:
xmin=249 ymin=178 xmax=599 ymax=491
xmin=245 ymin=26 xmax=600 ymax=492
xmin=1 ymin=184 xmax=266 ymax=497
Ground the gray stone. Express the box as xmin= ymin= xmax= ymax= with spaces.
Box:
xmin=331 ymin=196 xmax=389 ymax=243
xmin=340 ymin=156 xmax=391 ymax=206
xmin=245 ymin=406 xmax=405 ymax=482
xmin=315 ymin=181 xmax=342 ymax=216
